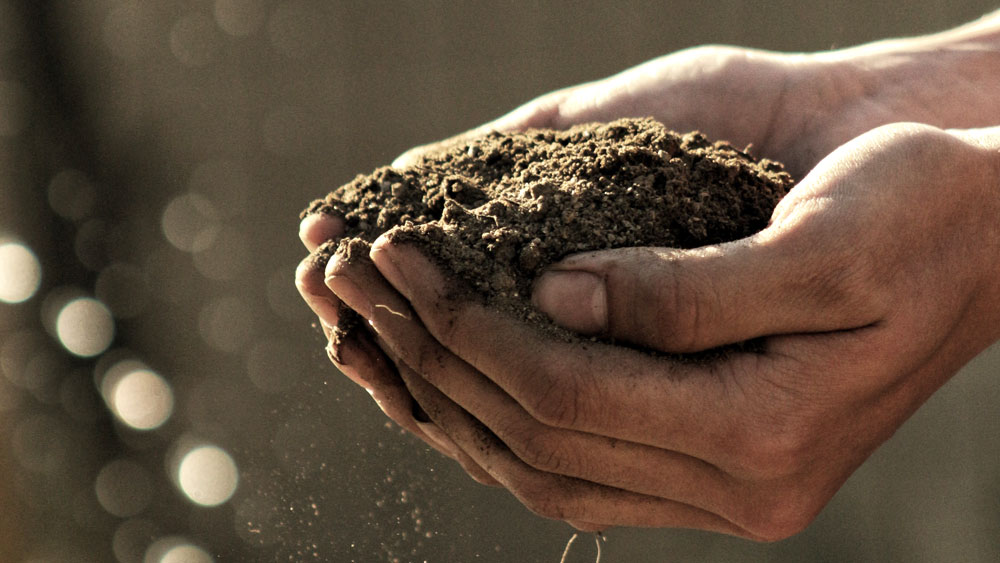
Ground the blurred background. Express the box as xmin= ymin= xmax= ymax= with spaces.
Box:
xmin=1 ymin=1 xmax=999 ymax=561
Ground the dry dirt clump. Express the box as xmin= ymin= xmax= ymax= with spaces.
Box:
xmin=303 ymin=117 xmax=794 ymax=341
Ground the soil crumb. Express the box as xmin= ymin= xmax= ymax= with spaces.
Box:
xmin=303 ymin=117 xmax=793 ymax=346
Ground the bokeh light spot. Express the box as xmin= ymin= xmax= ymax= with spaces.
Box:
xmin=169 ymin=12 xmax=221 ymax=68
xmin=188 ymin=159 xmax=250 ymax=217
xmin=214 ymin=0 xmax=265 ymax=37
xmin=192 ymin=226 xmax=249 ymax=281
xmin=177 ymin=445 xmax=239 ymax=507
xmin=110 ymin=368 xmax=174 ymax=431
xmin=11 ymin=413 xmax=67 ymax=474
xmin=160 ymin=544 xmax=213 ymax=563
xmin=145 ymin=538 xmax=213 ymax=563
xmin=0 ymin=241 xmax=42 ymax=303
xmin=161 ymin=192 xmax=220 ymax=252
xmin=0 ymin=330 xmax=48 ymax=388
xmin=47 ymin=169 xmax=96 ymax=221
xmin=102 ymin=1 xmax=157 ymax=61
xmin=198 ymin=296 xmax=255 ymax=353
xmin=22 ymin=350 xmax=69 ymax=404
xmin=55 ymin=298 xmax=115 ymax=357
xmin=95 ymin=459 xmax=154 ymax=518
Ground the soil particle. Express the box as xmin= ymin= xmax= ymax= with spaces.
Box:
xmin=303 ymin=117 xmax=794 ymax=348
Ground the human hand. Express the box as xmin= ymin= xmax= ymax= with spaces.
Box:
xmin=326 ymin=123 xmax=1000 ymax=539
xmin=295 ymin=21 xmax=1000 ymax=532
xmin=391 ymin=35 xmax=1000 ymax=179
xmin=295 ymin=41 xmax=929 ymax=438
xmin=295 ymin=216 xmax=502 ymax=487
xmin=299 ymin=18 xmax=1000 ymax=426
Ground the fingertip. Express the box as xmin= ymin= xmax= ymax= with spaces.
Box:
xmin=369 ymin=231 xmax=394 ymax=256
xmin=391 ymin=149 xmax=421 ymax=169
xmin=369 ymin=234 xmax=419 ymax=300
xmin=299 ymin=212 xmax=345 ymax=252
xmin=532 ymin=270 xmax=607 ymax=335
xmin=294 ymin=253 xmax=316 ymax=293
xmin=296 ymin=249 xmax=342 ymax=327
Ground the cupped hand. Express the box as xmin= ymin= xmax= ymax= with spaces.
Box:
xmin=296 ymin=43 xmax=918 ymax=430
xmin=295 ymin=215 xmax=501 ymax=486
xmin=331 ymin=123 xmax=1000 ymax=539
xmin=297 ymin=36 xmax=990 ymax=442
xmin=391 ymin=42 xmax=992 ymax=179
xmin=294 ymin=37 xmax=1000 ymax=533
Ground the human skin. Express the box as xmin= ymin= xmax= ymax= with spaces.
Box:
xmin=297 ymin=14 xmax=1000 ymax=540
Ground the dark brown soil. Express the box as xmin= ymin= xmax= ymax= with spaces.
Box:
xmin=303 ymin=117 xmax=793 ymax=347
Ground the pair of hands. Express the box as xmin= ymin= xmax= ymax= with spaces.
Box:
xmin=297 ymin=44 xmax=1000 ymax=540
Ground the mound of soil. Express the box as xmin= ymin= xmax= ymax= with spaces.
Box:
xmin=302 ymin=117 xmax=793 ymax=346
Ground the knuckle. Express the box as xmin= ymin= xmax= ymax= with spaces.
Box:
xmin=733 ymin=419 xmax=811 ymax=481
xmin=417 ymin=294 xmax=459 ymax=344
xmin=604 ymin=248 xmax=708 ymax=352
xmin=652 ymin=269 xmax=705 ymax=351
xmin=521 ymin=372 xmax=580 ymax=428
xmin=411 ymin=345 xmax=447 ymax=381
xmin=739 ymin=485 xmax=819 ymax=542
xmin=809 ymin=244 xmax=885 ymax=315
xmin=777 ymin=222 xmax=889 ymax=323
xmin=507 ymin=427 xmax=572 ymax=474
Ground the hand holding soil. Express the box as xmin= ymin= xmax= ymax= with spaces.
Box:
xmin=297 ymin=15 xmax=1000 ymax=540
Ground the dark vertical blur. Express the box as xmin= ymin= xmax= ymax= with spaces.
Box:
xmin=1 ymin=1 xmax=999 ymax=562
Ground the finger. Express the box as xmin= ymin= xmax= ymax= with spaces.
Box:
xmin=324 ymin=326 xmax=451 ymax=457
xmin=416 ymin=417 xmax=501 ymax=487
xmin=295 ymin=242 xmax=343 ymax=327
xmin=396 ymin=363 xmax=753 ymax=537
xmin=324 ymin=250 xmax=501 ymax=486
xmin=378 ymin=335 xmax=501 ymax=488
xmin=330 ymin=327 xmax=499 ymax=482
xmin=326 ymin=262 xmax=742 ymax=519
xmin=530 ymin=224 xmax=886 ymax=353
xmin=304 ymin=243 xmax=463 ymax=464
xmin=365 ymin=239 xmax=754 ymax=464
xmin=298 ymin=210 xmax=345 ymax=252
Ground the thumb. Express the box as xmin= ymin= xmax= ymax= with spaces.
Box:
xmin=531 ymin=232 xmax=882 ymax=353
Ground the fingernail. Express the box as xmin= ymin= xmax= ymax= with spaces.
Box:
xmin=532 ymin=271 xmax=607 ymax=334
xmin=325 ymin=274 xmax=373 ymax=319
